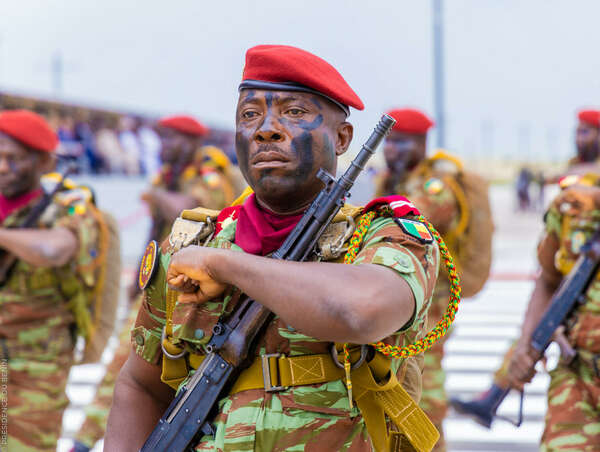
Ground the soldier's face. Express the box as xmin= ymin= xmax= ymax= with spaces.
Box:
xmin=576 ymin=122 xmax=600 ymax=162
xmin=0 ymin=133 xmax=48 ymax=198
xmin=159 ymin=128 xmax=197 ymax=165
xmin=235 ymin=89 xmax=352 ymax=211
xmin=384 ymin=131 xmax=427 ymax=174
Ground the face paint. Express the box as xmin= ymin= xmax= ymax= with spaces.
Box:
xmin=236 ymin=89 xmax=345 ymax=213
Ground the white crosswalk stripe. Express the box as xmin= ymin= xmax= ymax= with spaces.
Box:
xmin=445 ymin=281 xmax=552 ymax=452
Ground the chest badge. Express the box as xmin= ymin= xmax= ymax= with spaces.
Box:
xmin=138 ymin=240 xmax=159 ymax=290
xmin=424 ymin=178 xmax=444 ymax=195
xmin=395 ymin=218 xmax=434 ymax=244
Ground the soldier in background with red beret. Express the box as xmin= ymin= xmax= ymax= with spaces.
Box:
xmin=377 ymin=108 xmax=493 ymax=451
xmin=72 ymin=115 xmax=240 ymax=452
xmin=0 ymin=110 xmax=107 ymax=451
xmin=106 ymin=45 xmax=442 ymax=451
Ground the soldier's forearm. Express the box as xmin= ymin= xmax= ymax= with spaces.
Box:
xmin=519 ymin=275 xmax=555 ymax=343
xmin=208 ymin=251 xmax=416 ymax=343
xmin=0 ymin=227 xmax=77 ymax=267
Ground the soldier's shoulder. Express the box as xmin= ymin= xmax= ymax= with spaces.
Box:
xmin=363 ymin=195 xmax=434 ymax=244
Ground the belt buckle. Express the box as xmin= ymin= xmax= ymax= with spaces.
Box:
xmin=261 ymin=353 xmax=287 ymax=393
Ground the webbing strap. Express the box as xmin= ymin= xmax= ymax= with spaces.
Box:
xmin=352 ymin=359 xmax=439 ymax=452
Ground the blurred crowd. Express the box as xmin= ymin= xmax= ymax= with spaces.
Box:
xmin=0 ymin=92 xmax=235 ymax=176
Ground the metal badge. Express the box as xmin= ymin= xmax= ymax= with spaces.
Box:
xmin=138 ymin=240 xmax=159 ymax=290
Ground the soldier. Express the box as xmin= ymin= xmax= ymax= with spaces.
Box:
xmin=0 ymin=110 xmax=104 ymax=451
xmin=450 ymin=108 xmax=600 ymax=429
xmin=376 ymin=108 xmax=493 ymax=451
xmin=72 ymin=116 xmax=239 ymax=452
xmin=507 ymin=179 xmax=600 ymax=449
xmin=105 ymin=44 xmax=442 ymax=451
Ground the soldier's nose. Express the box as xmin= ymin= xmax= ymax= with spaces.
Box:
xmin=255 ymin=130 xmax=284 ymax=143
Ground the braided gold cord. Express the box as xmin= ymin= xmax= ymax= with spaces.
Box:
xmin=342 ymin=208 xmax=461 ymax=360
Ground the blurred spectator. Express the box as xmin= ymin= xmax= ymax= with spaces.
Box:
xmin=118 ymin=116 xmax=142 ymax=175
xmin=95 ymin=117 xmax=125 ymax=173
xmin=137 ymin=118 xmax=162 ymax=177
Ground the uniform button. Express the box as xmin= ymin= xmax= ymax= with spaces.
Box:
xmin=396 ymin=255 xmax=411 ymax=267
xmin=135 ymin=334 xmax=145 ymax=346
xmin=195 ymin=329 xmax=205 ymax=339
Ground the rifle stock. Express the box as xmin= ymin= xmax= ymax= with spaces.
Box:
xmin=140 ymin=114 xmax=396 ymax=452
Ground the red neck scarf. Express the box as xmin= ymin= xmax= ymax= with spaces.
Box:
xmin=0 ymin=189 xmax=43 ymax=223
xmin=235 ymin=194 xmax=303 ymax=256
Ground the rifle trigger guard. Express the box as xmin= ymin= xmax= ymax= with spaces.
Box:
xmin=161 ymin=326 xmax=188 ymax=360
xmin=330 ymin=344 xmax=368 ymax=370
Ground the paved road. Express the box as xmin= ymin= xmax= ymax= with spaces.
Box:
xmin=55 ymin=175 xmax=555 ymax=451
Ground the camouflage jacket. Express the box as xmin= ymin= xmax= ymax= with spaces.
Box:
xmin=0 ymin=183 xmax=101 ymax=362
xmin=541 ymin=182 xmax=600 ymax=355
xmin=132 ymin=201 xmax=439 ymax=451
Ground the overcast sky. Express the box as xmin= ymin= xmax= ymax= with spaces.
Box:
xmin=1 ymin=0 xmax=599 ymax=162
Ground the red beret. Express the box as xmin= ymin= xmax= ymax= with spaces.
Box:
xmin=0 ymin=110 xmax=58 ymax=152
xmin=240 ymin=45 xmax=364 ymax=114
xmin=386 ymin=108 xmax=435 ymax=135
xmin=158 ymin=115 xmax=209 ymax=137
xmin=578 ymin=109 xmax=600 ymax=128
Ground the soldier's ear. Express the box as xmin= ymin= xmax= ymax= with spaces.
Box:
xmin=336 ymin=122 xmax=353 ymax=156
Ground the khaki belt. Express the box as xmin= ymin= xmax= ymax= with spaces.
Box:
xmin=186 ymin=350 xmax=360 ymax=394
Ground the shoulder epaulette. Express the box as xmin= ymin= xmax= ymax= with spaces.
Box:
xmin=364 ymin=195 xmax=421 ymax=218
xmin=181 ymin=207 xmax=220 ymax=223
xmin=332 ymin=203 xmax=363 ymax=223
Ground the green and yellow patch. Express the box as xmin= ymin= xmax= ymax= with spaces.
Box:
xmin=394 ymin=218 xmax=433 ymax=243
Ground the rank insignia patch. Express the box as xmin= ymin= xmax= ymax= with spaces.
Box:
xmin=394 ymin=218 xmax=434 ymax=243
xmin=138 ymin=240 xmax=159 ymax=290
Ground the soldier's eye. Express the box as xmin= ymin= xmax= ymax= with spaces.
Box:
xmin=242 ymin=110 xmax=259 ymax=120
xmin=285 ymin=108 xmax=306 ymax=117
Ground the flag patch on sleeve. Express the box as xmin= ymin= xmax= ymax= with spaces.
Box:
xmin=394 ymin=218 xmax=434 ymax=243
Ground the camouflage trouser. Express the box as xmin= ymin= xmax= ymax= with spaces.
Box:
xmin=419 ymin=293 xmax=451 ymax=452
xmin=75 ymin=300 xmax=140 ymax=448
xmin=540 ymin=358 xmax=600 ymax=451
xmin=1 ymin=352 xmax=73 ymax=452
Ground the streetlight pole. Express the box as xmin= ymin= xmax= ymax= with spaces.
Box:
xmin=432 ymin=0 xmax=445 ymax=148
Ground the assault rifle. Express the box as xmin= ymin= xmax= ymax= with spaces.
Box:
xmin=140 ymin=114 xmax=396 ymax=452
xmin=0 ymin=164 xmax=77 ymax=285
xmin=472 ymin=230 xmax=600 ymax=427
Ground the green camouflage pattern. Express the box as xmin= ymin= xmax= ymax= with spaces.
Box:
xmin=377 ymin=157 xmax=463 ymax=452
xmin=535 ymin=185 xmax=600 ymax=449
xmin=540 ymin=360 xmax=600 ymax=451
xmin=131 ymin=208 xmax=440 ymax=450
xmin=74 ymin=297 xmax=141 ymax=449
xmin=0 ymin=190 xmax=101 ymax=451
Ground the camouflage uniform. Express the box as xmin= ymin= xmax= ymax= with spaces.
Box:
xmin=132 ymin=203 xmax=440 ymax=450
xmin=376 ymin=155 xmax=461 ymax=451
xmin=536 ymin=183 xmax=600 ymax=450
xmin=0 ymin=189 xmax=101 ymax=452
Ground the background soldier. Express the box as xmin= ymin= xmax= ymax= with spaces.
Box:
xmin=376 ymin=108 xmax=493 ymax=451
xmin=506 ymin=179 xmax=600 ymax=449
xmin=0 ymin=110 xmax=105 ymax=451
xmin=72 ymin=115 xmax=240 ymax=452
xmin=105 ymin=45 xmax=441 ymax=451
xmin=450 ymin=108 xmax=600 ymax=429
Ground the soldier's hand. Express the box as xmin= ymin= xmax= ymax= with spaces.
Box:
xmin=555 ymin=185 xmax=600 ymax=215
xmin=507 ymin=339 xmax=539 ymax=391
xmin=167 ymin=246 xmax=227 ymax=304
